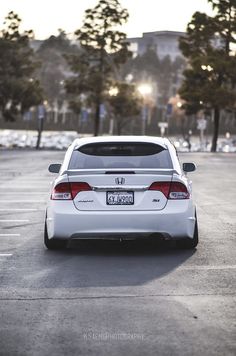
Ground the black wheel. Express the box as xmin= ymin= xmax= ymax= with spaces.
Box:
xmin=44 ymin=221 xmax=67 ymax=250
xmin=177 ymin=214 xmax=199 ymax=249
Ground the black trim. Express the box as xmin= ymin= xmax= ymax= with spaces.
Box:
xmin=105 ymin=171 xmax=135 ymax=174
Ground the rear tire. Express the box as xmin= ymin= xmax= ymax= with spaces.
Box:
xmin=44 ymin=221 xmax=67 ymax=250
xmin=177 ymin=214 xmax=199 ymax=249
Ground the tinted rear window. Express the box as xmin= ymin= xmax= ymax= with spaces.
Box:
xmin=69 ymin=142 xmax=173 ymax=169
xmin=79 ymin=142 xmax=164 ymax=156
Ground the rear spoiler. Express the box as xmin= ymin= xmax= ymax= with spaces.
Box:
xmin=62 ymin=168 xmax=179 ymax=176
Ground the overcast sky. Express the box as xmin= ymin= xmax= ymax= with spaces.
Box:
xmin=0 ymin=0 xmax=213 ymax=39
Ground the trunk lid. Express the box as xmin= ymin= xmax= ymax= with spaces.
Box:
xmin=66 ymin=169 xmax=174 ymax=211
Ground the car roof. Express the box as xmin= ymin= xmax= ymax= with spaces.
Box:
xmin=72 ymin=136 xmax=171 ymax=149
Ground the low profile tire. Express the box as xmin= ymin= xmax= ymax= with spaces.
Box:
xmin=177 ymin=214 xmax=199 ymax=249
xmin=44 ymin=221 xmax=67 ymax=250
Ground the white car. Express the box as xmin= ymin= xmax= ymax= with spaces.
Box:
xmin=45 ymin=136 xmax=198 ymax=249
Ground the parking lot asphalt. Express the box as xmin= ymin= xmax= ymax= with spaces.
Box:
xmin=0 ymin=150 xmax=235 ymax=356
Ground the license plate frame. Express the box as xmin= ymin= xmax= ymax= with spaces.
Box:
xmin=106 ymin=191 xmax=134 ymax=205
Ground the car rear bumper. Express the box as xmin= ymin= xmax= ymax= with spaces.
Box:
xmin=68 ymin=232 xmax=169 ymax=240
xmin=46 ymin=200 xmax=196 ymax=241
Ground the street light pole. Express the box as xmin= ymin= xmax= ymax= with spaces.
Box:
xmin=141 ymin=105 xmax=148 ymax=135
xmin=36 ymin=103 xmax=46 ymax=150
xmin=137 ymin=83 xmax=153 ymax=136
xmin=108 ymin=86 xmax=119 ymax=135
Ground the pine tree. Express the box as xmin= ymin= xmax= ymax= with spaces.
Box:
xmin=179 ymin=0 xmax=236 ymax=152
xmin=65 ymin=0 xmax=130 ymax=136
xmin=0 ymin=12 xmax=43 ymax=121
xmin=36 ymin=30 xmax=79 ymax=105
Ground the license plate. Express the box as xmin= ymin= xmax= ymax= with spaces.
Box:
xmin=107 ymin=191 xmax=134 ymax=205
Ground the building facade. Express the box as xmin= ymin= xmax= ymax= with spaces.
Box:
xmin=128 ymin=31 xmax=185 ymax=61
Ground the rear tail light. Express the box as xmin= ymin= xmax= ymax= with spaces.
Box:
xmin=149 ymin=182 xmax=171 ymax=198
xmin=149 ymin=181 xmax=189 ymax=199
xmin=70 ymin=182 xmax=92 ymax=199
xmin=168 ymin=182 xmax=190 ymax=199
xmin=51 ymin=183 xmax=72 ymax=200
xmin=51 ymin=182 xmax=92 ymax=200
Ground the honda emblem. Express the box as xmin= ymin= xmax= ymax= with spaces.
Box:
xmin=115 ymin=177 xmax=125 ymax=185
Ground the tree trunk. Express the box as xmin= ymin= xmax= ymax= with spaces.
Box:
xmin=36 ymin=117 xmax=44 ymax=149
xmin=94 ymin=100 xmax=100 ymax=136
xmin=211 ymin=107 xmax=220 ymax=152
xmin=93 ymin=44 xmax=105 ymax=137
xmin=76 ymin=113 xmax=80 ymax=134
xmin=116 ymin=116 xmax=123 ymax=135
xmin=117 ymin=123 xmax=121 ymax=135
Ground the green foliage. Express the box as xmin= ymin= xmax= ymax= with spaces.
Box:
xmin=36 ymin=30 xmax=78 ymax=104
xmin=209 ymin=0 xmax=236 ymax=52
xmin=65 ymin=0 xmax=131 ymax=135
xmin=108 ymin=82 xmax=142 ymax=134
xmin=179 ymin=0 xmax=236 ymax=151
xmin=77 ymin=0 xmax=129 ymax=53
xmin=0 ymin=11 xmax=43 ymax=121
xmin=129 ymin=49 xmax=160 ymax=78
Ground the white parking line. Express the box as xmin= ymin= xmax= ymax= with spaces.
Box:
xmin=0 ymin=188 xmax=48 ymax=194
xmin=0 ymin=179 xmax=50 ymax=181
xmin=0 ymin=200 xmax=45 ymax=203
xmin=0 ymin=184 xmax=49 ymax=185
xmin=0 ymin=220 xmax=30 ymax=222
xmin=10 ymin=180 xmax=51 ymax=182
xmin=0 ymin=192 xmax=48 ymax=194
xmin=0 ymin=254 xmax=13 ymax=257
xmin=1 ymin=180 xmax=50 ymax=182
xmin=0 ymin=209 xmax=39 ymax=211
xmin=0 ymin=186 xmax=48 ymax=188
xmin=0 ymin=177 xmax=51 ymax=179
xmin=179 ymin=265 xmax=236 ymax=270
xmin=0 ymin=234 xmax=20 ymax=236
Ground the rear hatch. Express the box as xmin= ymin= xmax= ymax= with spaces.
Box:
xmin=67 ymin=141 xmax=174 ymax=211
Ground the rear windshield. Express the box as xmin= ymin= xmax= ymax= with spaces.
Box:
xmin=69 ymin=142 xmax=173 ymax=169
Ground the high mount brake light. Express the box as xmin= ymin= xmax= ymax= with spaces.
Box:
xmin=149 ymin=181 xmax=189 ymax=199
xmin=51 ymin=182 xmax=92 ymax=200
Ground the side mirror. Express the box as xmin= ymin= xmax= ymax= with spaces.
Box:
xmin=183 ymin=162 xmax=196 ymax=173
xmin=48 ymin=163 xmax=61 ymax=173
